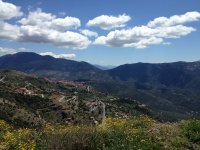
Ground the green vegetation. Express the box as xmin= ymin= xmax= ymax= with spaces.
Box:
xmin=91 ymin=81 xmax=200 ymax=122
xmin=1 ymin=53 xmax=200 ymax=121
xmin=0 ymin=70 xmax=150 ymax=128
xmin=1 ymin=116 xmax=200 ymax=150
xmin=182 ymin=120 xmax=200 ymax=144
xmin=0 ymin=70 xmax=200 ymax=149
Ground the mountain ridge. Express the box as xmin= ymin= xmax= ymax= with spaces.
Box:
xmin=1 ymin=52 xmax=200 ymax=121
xmin=0 ymin=52 xmax=111 ymax=81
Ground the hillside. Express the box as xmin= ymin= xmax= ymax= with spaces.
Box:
xmin=0 ymin=56 xmax=200 ymax=149
xmin=1 ymin=52 xmax=200 ymax=121
xmin=108 ymin=62 xmax=200 ymax=90
xmin=0 ymin=70 xmax=151 ymax=128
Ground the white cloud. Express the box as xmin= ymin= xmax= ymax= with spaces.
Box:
xmin=16 ymin=9 xmax=89 ymax=49
xmin=0 ymin=7 xmax=90 ymax=50
xmin=87 ymin=14 xmax=131 ymax=30
xmin=154 ymin=25 xmax=195 ymax=38
xmin=18 ymin=8 xmax=81 ymax=31
xmin=0 ymin=1 xmax=199 ymax=51
xmin=0 ymin=0 xmax=23 ymax=20
xmin=0 ymin=21 xmax=20 ymax=40
xmin=94 ymin=26 xmax=165 ymax=48
xmin=80 ymin=29 xmax=98 ymax=37
xmin=94 ymin=25 xmax=195 ymax=48
xmin=19 ymin=8 xmax=54 ymax=26
xmin=17 ymin=9 xmax=89 ymax=49
xmin=148 ymin=11 xmax=200 ymax=28
xmin=0 ymin=1 xmax=21 ymax=40
xmin=0 ymin=47 xmax=17 ymax=54
xmin=51 ymin=17 xmax=80 ymax=31
xmin=94 ymin=12 xmax=199 ymax=49
xmin=40 ymin=52 xmax=76 ymax=59
xmin=18 ymin=25 xmax=90 ymax=49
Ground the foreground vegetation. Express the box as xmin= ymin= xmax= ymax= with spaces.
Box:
xmin=0 ymin=116 xmax=200 ymax=150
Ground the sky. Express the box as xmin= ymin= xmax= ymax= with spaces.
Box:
xmin=0 ymin=0 xmax=200 ymax=66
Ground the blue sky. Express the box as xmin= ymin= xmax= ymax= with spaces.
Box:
xmin=0 ymin=0 xmax=200 ymax=65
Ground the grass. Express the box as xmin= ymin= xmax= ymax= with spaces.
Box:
xmin=0 ymin=116 xmax=200 ymax=150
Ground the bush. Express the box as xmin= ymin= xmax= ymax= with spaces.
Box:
xmin=36 ymin=125 xmax=95 ymax=150
xmin=91 ymin=116 xmax=163 ymax=150
xmin=1 ymin=117 xmax=200 ymax=150
xmin=182 ymin=119 xmax=200 ymax=143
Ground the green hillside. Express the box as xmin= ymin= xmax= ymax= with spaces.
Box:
xmin=0 ymin=70 xmax=199 ymax=150
xmin=1 ymin=53 xmax=200 ymax=121
xmin=0 ymin=70 xmax=150 ymax=128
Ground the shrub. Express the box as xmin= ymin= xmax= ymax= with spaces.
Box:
xmin=36 ymin=124 xmax=95 ymax=150
xmin=1 ymin=118 xmax=200 ymax=150
xmin=182 ymin=119 xmax=200 ymax=143
xmin=92 ymin=116 xmax=163 ymax=150
xmin=2 ymin=128 xmax=37 ymax=150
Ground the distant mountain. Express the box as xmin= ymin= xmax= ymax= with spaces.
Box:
xmin=1 ymin=52 xmax=200 ymax=121
xmin=92 ymin=62 xmax=200 ymax=121
xmin=0 ymin=52 xmax=110 ymax=81
xmin=94 ymin=64 xmax=116 ymax=70
xmin=108 ymin=62 xmax=200 ymax=90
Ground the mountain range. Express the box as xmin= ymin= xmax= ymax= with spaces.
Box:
xmin=0 ymin=52 xmax=200 ymax=121
xmin=0 ymin=52 xmax=110 ymax=81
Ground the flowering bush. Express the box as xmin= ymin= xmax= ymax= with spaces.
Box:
xmin=0 ymin=116 xmax=200 ymax=150
xmin=1 ymin=128 xmax=36 ymax=150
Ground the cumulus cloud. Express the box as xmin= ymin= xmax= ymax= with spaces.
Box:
xmin=0 ymin=21 xmax=20 ymax=40
xmin=94 ymin=12 xmax=199 ymax=49
xmin=51 ymin=17 xmax=80 ymax=31
xmin=18 ymin=8 xmax=54 ymax=25
xmin=154 ymin=25 xmax=196 ymax=38
xmin=16 ymin=8 xmax=89 ymax=49
xmin=40 ymin=52 xmax=76 ymax=59
xmin=87 ymin=14 xmax=131 ymax=30
xmin=94 ymin=26 xmax=165 ymax=48
xmin=0 ymin=0 xmax=22 ymax=40
xmin=0 ymin=0 xmax=199 ymax=50
xmin=16 ymin=9 xmax=89 ymax=49
xmin=148 ymin=11 xmax=200 ymax=28
xmin=94 ymin=25 xmax=195 ymax=48
xmin=0 ymin=47 xmax=17 ymax=54
xmin=0 ymin=1 xmax=90 ymax=50
xmin=0 ymin=0 xmax=23 ymax=20
xmin=18 ymin=25 xmax=90 ymax=49
xmin=80 ymin=29 xmax=98 ymax=37
xmin=18 ymin=8 xmax=81 ymax=31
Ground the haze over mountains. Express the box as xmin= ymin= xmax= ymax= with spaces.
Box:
xmin=0 ymin=52 xmax=200 ymax=121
